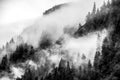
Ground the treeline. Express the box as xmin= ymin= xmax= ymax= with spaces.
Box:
xmin=17 ymin=58 xmax=97 ymax=80
xmin=75 ymin=0 xmax=111 ymax=36
xmin=43 ymin=3 xmax=68 ymax=15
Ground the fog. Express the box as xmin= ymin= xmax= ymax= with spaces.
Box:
xmin=0 ymin=0 xmax=108 ymax=48
xmin=0 ymin=0 xmax=109 ymax=79
xmin=21 ymin=1 xmax=94 ymax=47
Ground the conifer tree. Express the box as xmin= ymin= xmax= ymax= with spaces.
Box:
xmin=92 ymin=2 xmax=96 ymax=14
xmin=107 ymin=0 xmax=111 ymax=7
xmin=94 ymin=51 xmax=101 ymax=71
xmin=86 ymin=12 xmax=91 ymax=21
xmin=81 ymin=54 xmax=86 ymax=60
xmin=88 ymin=60 xmax=92 ymax=70
xmin=0 ymin=55 xmax=9 ymax=72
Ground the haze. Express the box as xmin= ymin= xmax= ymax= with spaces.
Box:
xmin=0 ymin=0 xmax=108 ymax=47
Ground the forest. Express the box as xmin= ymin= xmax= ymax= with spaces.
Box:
xmin=1 ymin=0 xmax=120 ymax=80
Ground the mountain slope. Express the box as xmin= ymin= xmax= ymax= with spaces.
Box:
xmin=43 ymin=3 xmax=68 ymax=15
xmin=1 ymin=0 xmax=120 ymax=80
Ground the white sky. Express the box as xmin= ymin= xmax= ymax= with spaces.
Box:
xmin=0 ymin=0 xmax=107 ymax=47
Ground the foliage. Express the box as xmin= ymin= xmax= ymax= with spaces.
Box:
xmin=9 ymin=44 xmax=35 ymax=63
xmin=0 ymin=55 xmax=9 ymax=72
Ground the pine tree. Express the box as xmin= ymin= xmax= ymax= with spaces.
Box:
xmin=81 ymin=54 xmax=86 ymax=60
xmin=0 ymin=55 xmax=9 ymax=72
xmin=96 ymin=8 xmax=100 ymax=14
xmin=59 ymin=59 xmax=67 ymax=68
xmin=86 ymin=12 xmax=91 ymax=21
xmin=88 ymin=60 xmax=92 ymax=70
xmin=94 ymin=51 xmax=101 ymax=71
xmin=107 ymin=0 xmax=111 ymax=7
xmin=79 ymin=23 xmax=82 ymax=28
xmin=10 ymin=38 xmax=14 ymax=43
xmin=92 ymin=2 xmax=96 ymax=14
xmin=103 ymin=1 xmax=106 ymax=7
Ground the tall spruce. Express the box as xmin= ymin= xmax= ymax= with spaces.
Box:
xmin=92 ymin=2 xmax=96 ymax=14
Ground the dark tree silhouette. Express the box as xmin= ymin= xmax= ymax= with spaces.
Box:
xmin=92 ymin=2 xmax=96 ymax=15
xmin=9 ymin=44 xmax=35 ymax=63
xmin=0 ymin=55 xmax=9 ymax=72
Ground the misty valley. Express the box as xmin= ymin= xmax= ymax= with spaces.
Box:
xmin=0 ymin=0 xmax=120 ymax=80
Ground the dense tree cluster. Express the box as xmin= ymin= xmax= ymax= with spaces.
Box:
xmin=17 ymin=59 xmax=97 ymax=80
xmin=0 ymin=43 xmax=35 ymax=74
xmin=43 ymin=3 xmax=68 ymax=15
xmin=9 ymin=44 xmax=35 ymax=64
xmin=75 ymin=0 xmax=111 ymax=36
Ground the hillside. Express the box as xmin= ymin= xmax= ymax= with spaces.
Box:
xmin=1 ymin=0 xmax=120 ymax=80
xmin=43 ymin=3 xmax=68 ymax=15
